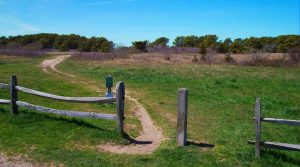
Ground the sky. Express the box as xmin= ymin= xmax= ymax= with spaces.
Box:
xmin=0 ymin=0 xmax=299 ymax=46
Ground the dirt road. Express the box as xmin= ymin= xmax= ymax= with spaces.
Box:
xmin=41 ymin=55 xmax=164 ymax=154
xmin=41 ymin=55 xmax=75 ymax=78
xmin=0 ymin=154 xmax=33 ymax=167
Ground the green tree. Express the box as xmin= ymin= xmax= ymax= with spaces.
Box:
xmin=173 ymin=36 xmax=200 ymax=47
xmin=79 ymin=38 xmax=91 ymax=52
xmin=230 ymin=38 xmax=245 ymax=53
xmin=132 ymin=40 xmax=149 ymax=52
xmin=201 ymin=35 xmax=218 ymax=49
xmin=218 ymin=38 xmax=232 ymax=53
xmin=150 ymin=37 xmax=169 ymax=46
xmin=173 ymin=36 xmax=185 ymax=47
xmin=199 ymin=43 xmax=206 ymax=60
xmin=244 ymin=37 xmax=263 ymax=52
xmin=183 ymin=35 xmax=199 ymax=47
xmin=0 ymin=36 xmax=7 ymax=48
xmin=275 ymin=35 xmax=300 ymax=52
xmin=58 ymin=43 xmax=68 ymax=51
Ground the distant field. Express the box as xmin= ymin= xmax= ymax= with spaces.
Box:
xmin=0 ymin=54 xmax=299 ymax=166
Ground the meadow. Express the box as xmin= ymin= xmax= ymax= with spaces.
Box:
xmin=0 ymin=54 xmax=299 ymax=166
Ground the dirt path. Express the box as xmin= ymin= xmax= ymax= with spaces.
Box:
xmin=0 ymin=154 xmax=33 ymax=167
xmin=98 ymin=95 xmax=164 ymax=154
xmin=40 ymin=55 xmax=164 ymax=154
xmin=41 ymin=55 xmax=75 ymax=78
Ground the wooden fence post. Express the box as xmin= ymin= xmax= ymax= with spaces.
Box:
xmin=10 ymin=75 xmax=18 ymax=114
xmin=116 ymin=81 xmax=125 ymax=136
xmin=255 ymin=97 xmax=261 ymax=158
xmin=177 ymin=88 xmax=188 ymax=146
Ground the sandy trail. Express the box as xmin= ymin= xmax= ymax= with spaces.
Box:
xmin=98 ymin=95 xmax=164 ymax=154
xmin=40 ymin=55 xmax=164 ymax=154
xmin=41 ymin=55 xmax=75 ymax=78
xmin=0 ymin=154 xmax=33 ymax=167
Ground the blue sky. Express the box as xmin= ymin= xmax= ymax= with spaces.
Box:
xmin=0 ymin=0 xmax=299 ymax=45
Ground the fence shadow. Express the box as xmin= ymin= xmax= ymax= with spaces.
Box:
xmin=187 ymin=140 xmax=215 ymax=148
xmin=123 ymin=133 xmax=153 ymax=145
xmin=0 ymin=108 xmax=5 ymax=113
xmin=263 ymin=149 xmax=300 ymax=166
xmin=22 ymin=109 xmax=112 ymax=132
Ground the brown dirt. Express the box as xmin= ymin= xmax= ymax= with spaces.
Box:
xmin=41 ymin=55 xmax=75 ymax=78
xmin=97 ymin=95 xmax=164 ymax=154
xmin=40 ymin=55 xmax=165 ymax=154
xmin=0 ymin=154 xmax=34 ymax=167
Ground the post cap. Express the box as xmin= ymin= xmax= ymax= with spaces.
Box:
xmin=178 ymin=88 xmax=188 ymax=92
xmin=106 ymin=75 xmax=113 ymax=88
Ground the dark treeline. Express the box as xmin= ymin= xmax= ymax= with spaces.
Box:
xmin=133 ymin=35 xmax=300 ymax=53
xmin=0 ymin=33 xmax=114 ymax=52
xmin=0 ymin=33 xmax=299 ymax=54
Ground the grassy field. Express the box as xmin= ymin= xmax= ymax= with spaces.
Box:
xmin=0 ymin=55 xmax=299 ymax=166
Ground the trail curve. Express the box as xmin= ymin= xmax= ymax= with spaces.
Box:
xmin=40 ymin=55 xmax=164 ymax=154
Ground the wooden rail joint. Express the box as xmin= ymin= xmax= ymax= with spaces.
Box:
xmin=0 ymin=75 xmax=126 ymax=137
xmin=249 ymin=97 xmax=300 ymax=158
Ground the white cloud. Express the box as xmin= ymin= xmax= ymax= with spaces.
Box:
xmin=15 ymin=21 xmax=40 ymax=32
xmin=0 ymin=15 xmax=41 ymax=35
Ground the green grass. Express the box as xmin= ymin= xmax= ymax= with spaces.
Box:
xmin=0 ymin=55 xmax=299 ymax=166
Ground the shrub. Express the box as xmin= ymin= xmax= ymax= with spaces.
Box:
xmin=0 ymin=49 xmax=45 ymax=57
xmin=192 ymin=55 xmax=198 ymax=63
xmin=164 ymin=54 xmax=171 ymax=61
xmin=132 ymin=40 xmax=149 ymax=53
xmin=224 ymin=53 xmax=234 ymax=63
xmin=288 ymin=48 xmax=300 ymax=64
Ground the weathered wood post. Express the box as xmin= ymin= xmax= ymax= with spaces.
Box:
xmin=116 ymin=81 xmax=125 ymax=136
xmin=255 ymin=97 xmax=261 ymax=158
xmin=10 ymin=75 xmax=18 ymax=114
xmin=177 ymin=88 xmax=188 ymax=146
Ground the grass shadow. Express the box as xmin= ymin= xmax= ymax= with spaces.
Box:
xmin=187 ymin=140 xmax=215 ymax=149
xmin=21 ymin=109 xmax=112 ymax=132
xmin=0 ymin=108 xmax=6 ymax=112
xmin=262 ymin=149 xmax=300 ymax=166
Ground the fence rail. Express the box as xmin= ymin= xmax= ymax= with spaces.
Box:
xmin=15 ymin=85 xmax=116 ymax=103
xmin=248 ymin=97 xmax=300 ymax=158
xmin=0 ymin=75 xmax=125 ymax=136
xmin=252 ymin=117 xmax=300 ymax=126
xmin=16 ymin=101 xmax=117 ymax=120
xmin=248 ymin=141 xmax=300 ymax=151
xmin=0 ymin=83 xmax=10 ymax=89
xmin=0 ymin=99 xmax=10 ymax=104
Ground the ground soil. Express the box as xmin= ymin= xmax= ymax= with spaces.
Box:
xmin=0 ymin=154 xmax=34 ymax=167
xmin=41 ymin=55 xmax=164 ymax=154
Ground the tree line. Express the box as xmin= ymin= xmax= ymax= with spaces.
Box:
xmin=0 ymin=33 xmax=114 ymax=52
xmin=0 ymin=33 xmax=299 ymax=53
xmin=132 ymin=35 xmax=300 ymax=53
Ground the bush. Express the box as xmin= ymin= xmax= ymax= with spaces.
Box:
xmin=164 ymin=54 xmax=171 ymax=61
xmin=192 ymin=55 xmax=198 ymax=63
xmin=224 ymin=53 xmax=234 ymax=63
xmin=0 ymin=49 xmax=45 ymax=57
xmin=288 ymin=48 xmax=300 ymax=64
xmin=240 ymin=53 xmax=287 ymax=67
xmin=132 ymin=40 xmax=149 ymax=53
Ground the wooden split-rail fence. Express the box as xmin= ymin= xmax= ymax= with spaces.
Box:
xmin=248 ymin=98 xmax=300 ymax=158
xmin=0 ymin=75 xmax=125 ymax=136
